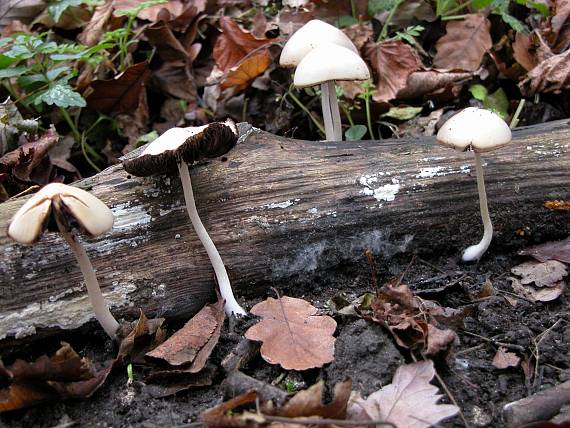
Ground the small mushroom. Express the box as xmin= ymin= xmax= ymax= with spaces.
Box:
xmin=436 ymin=107 xmax=512 ymax=262
xmin=279 ymin=20 xmax=366 ymax=141
xmin=122 ymin=120 xmax=247 ymax=317
xmin=7 ymin=183 xmax=120 ymax=338
xmin=293 ymin=43 xmax=369 ymax=141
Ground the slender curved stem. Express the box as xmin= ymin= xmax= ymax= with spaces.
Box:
xmin=328 ymin=81 xmax=342 ymax=141
xmin=178 ymin=162 xmax=247 ymax=316
xmin=320 ymin=82 xmax=335 ymax=141
xmin=57 ymin=220 xmax=119 ymax=339
xmin=462 ymin=152 xmax=493 ymax=261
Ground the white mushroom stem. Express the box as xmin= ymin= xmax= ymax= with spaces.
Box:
xmin=328 ymin=81 xmax=342 ymax=141
xmin=57 ymin=222 xmax=120 ymax=339
xmin=178 ymin=161 xmax=247 ymax=316
xmin=320 ymin=82 xmax=335 ymax=141
xmin=462 ymin=152 xmax=493 ymax=262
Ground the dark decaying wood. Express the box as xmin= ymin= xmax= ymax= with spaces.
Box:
xmin=0 ymin=121 xmax=569 ymax=345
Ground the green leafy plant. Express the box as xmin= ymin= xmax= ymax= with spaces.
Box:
xmin=47 ymin=0 xmax=102 ymax=23
xmin=469 ymin=84 xmax=509 ymax=119
xmin=394 ymin=25 xmax=425 ymax=45
xmin=112 ymin=0 xmax=167 ymax=71
xmin=357 ymin=80 xmax=376 ymax=140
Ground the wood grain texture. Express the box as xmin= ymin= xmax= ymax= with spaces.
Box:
xmin=0 ymin=121 xmax=569 ymax=343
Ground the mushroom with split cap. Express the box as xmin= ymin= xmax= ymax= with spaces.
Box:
xmin=122 ymin=119 xmax=247 ymax=317
xmin=279 ymin=19 xmax=367 ymax=141
xmin=436 ymin=107 xmax=512 ymax=262
xmin=7 ymin=183 xmax=120 ymax=339
xmin=293 ymin=42 xmax=369 ymax=141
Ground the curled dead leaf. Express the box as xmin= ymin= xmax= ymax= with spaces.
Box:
xmin=245 ymin=296 xmax=337 ymax=370
xmin=221 ymin=51 xmax=272 ymax=91
xmin=519 ymin=49 xmax=570 ymax=95
xmin=519 ymin=236 xmax=570 ymax=264
xmin=511 ymin=260 xmax=568 ymax=287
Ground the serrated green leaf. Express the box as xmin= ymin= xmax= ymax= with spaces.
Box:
xmin=382 ymin=106 xmax=423 ymax=120
xmin=483 ymin=88 xmax=509 ymax=119
xmin=0 ymin=65 xmax=31 ymax=79
xmin=35 ymin=83 xmax=86 ymax=108
xmin=345 ymin=125 xmax=367 ymax=141
xmin=48 ymin=0 xmax=84 ymax=22
xmin=469 ymin=84 xmax=488 ymax=101
xmin=369 ymin=0 xmax=399 ymax=15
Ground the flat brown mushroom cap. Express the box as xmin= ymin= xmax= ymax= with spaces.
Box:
xmin=122 ymin=120 xmax=238 ymax=177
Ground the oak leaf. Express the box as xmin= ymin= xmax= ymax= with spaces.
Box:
xmin=511 ymin=260 xmax=568 ymax=287
xmin=213 ymin=16 xmax=276 ymax=72
xmin=347 ymin=360 xmax=459 ymax=428
xmin=245 ymin=296 xmax=337 ymax=370
xmin=434 ymin=13 xmax=492 ymax=71
xmin=364 ymin=39 xmax=422 ymax=102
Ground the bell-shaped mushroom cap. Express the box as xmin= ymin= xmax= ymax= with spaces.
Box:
xmin=279 ymin=19 xmax=358 ymax=68
xmin=436 ymin=107 xmax=512 ymax=153
xmin=123 ymin=119 xmax=238 ymax=177
xmin=293 ymin=43 xmax=370 ymax=88
xmin=8 ymin=183 xmax=114 ymax=244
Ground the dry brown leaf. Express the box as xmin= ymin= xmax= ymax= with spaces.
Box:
xmin=146 ymin=299 xmax=224 ymax=370
xmin=144 ymin=22 xmax=189 ymax=62
xmin=519 ymin=236 xmax=570 ymax=264
xmin=87 ymin=61 xmax=151 ymax=114
xmin=78 ymin=0 xmax=113 ymax=46
xmin=112 ymin=0 xmax=205 ymax=22
xmin=398 ymin=70 xmax=472 ymax=100
xmin=117 ymin=310 xmax=165 ymax=362
xmin=433 ymin=13 xmax=492 ymax=71
xmin=511 ymin=277 xmax=565 ymax=302
xmin=492 ymin=347 xmax=521 ymax=369
xmin=545 ymin=0 xmax=570 ymax=52
xmin=511 ymin=260 xmax=568 ymax=287
xmin=347 ymin=360 xmax=459 ymax=428
xmin=245 ymin=296 xmax=337 ymax=370
xmin=221 ymin=51 xmax=272 ymax=91
xmin=367 ymin=280 xmax=458 ymax=356
xmin=519 ymin=49 xmax=570 ymax=95
xmin=276 ymin=379 xmax=352 ymax=419
xmin=0 ymin=126 xmax=58 ymax=182
xmin=213 ymin=16 xmax=276 ymax=72
xmin=364 ymin=40 xmax=423 ymax=102
xmin=0 ymin=342 xmax=114 ymax=413
xmin=0 ymin=0 xmax=45 ymax=32
xmin=343 ymin=23 xmax=373 ymax=50
xmin=544 ymin=200 xmax=570 ymax=211
xmin=251 ymin=9 xmax=268 ymax=39
xmin=513 ymin=32 xmax=538 ymax=72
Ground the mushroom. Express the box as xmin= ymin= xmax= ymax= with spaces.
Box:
xmin=7 ymin=183 xmax=120 ymax=338
xmin=436 ymin=107 xmax=512 ymax=262
xmin=279 ymin=20 xmax=366 ymax=141
xmin=293 ymin=42 xmax=369 ymax=141
xmin=122 ymin=120 xmax=247 ymax=316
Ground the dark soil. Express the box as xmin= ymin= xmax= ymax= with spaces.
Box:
xmin=1 ymin=243 xmax=569 ymax=428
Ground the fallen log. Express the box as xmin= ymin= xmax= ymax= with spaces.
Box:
xmin=0 ymin=121 xmax=569 ymax=345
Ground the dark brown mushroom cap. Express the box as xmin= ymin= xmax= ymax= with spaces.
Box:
xmin=122 ymin=120 xmax=238 ymax=177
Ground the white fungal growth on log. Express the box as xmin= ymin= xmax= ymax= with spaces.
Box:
xmin=0 ymin=282 xmax=137 ymax=339
xmin=359 ymin=174 xmax=401 ymax=204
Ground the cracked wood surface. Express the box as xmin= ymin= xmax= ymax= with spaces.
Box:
xmin=0 ymin=121 xmax=569 ymax=344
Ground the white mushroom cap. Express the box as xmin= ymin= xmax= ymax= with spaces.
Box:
xmin=436 ymin=107 xmax=512 ymax=153
xmin=279 ymin=19 xmax=358 ymax=68
xmin=293 ymin=43 xmax=370 ymax=88
xmin=8 ymin=183 xmax=114 ymax=244
xmin=142 ymin=125 xmax=209 ymax=156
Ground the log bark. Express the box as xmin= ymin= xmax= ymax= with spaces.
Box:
xmin=0 ymin=121 xmax=569 ymax=344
